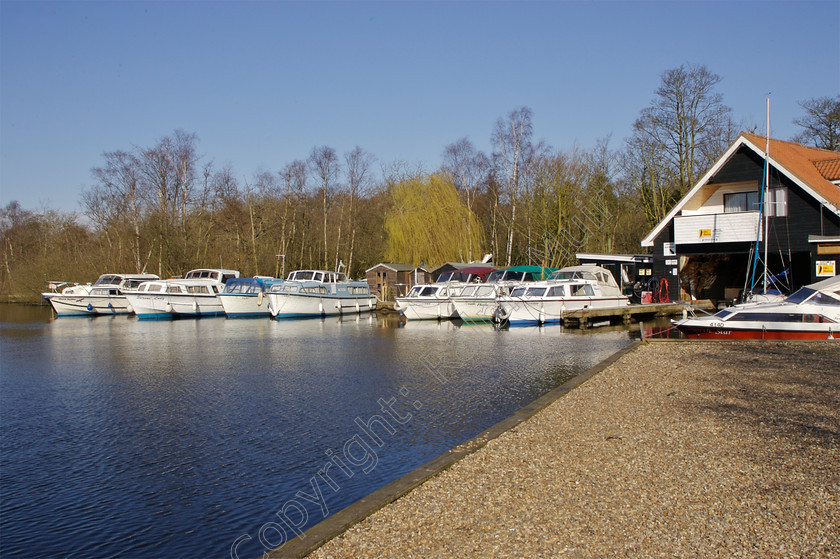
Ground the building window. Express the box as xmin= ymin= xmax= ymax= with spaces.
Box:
xmin=768 ymin=187 xmax=788 ymax=217
xmin=723 ymin=191 xmax=760 ymax=213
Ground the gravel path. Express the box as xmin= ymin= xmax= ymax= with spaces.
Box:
xmin=308 ymin=341 xmax=840 ymax=558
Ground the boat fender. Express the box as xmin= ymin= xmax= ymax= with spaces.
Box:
xmin=126 ymin=303 xmax=133 ymax=314
xmin=257 ymin=291 xmax=264 ymax=306
xmin=192 ymin=301 xmax=198 ymax=312
xmin=107 ymin=302 xmax=113 ymax=309
xmin=164 ymin=303 xmax=173 ymax=313
xmin=87 ymin=303 xmax=93 ymax=311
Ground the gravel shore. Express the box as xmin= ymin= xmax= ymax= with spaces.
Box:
xmin=308 ymin=341 xmax=840 ymax=558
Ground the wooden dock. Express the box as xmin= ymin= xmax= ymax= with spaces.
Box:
xmin=562 ymin=300 xmax=716 ymax=329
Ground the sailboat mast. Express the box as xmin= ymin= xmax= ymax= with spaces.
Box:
xmin=762 ymin=98 xmax=770 ymax=294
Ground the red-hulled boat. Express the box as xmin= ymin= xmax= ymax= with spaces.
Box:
xmin=675 ymin=276 xmax=840 ymax=340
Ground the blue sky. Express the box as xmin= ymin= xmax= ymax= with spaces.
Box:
xmin=1 ymin=0 xmax=838 ymax=213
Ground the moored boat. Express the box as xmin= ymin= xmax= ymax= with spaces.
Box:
xmin=394 ymin=265 xmax=496 ymax=321
xmin=451 ymin=265 xmax=555 ymax=322
xmin=265 ymin=270 xmax=376 ymax=319
xmin=123 ymin=268 xmax=239 ymax=319
xmin=42 ymin=273 xmax=160 ymax=316
xmin=675 ymin=275 xmax=840 ymax=339
xmin=218 ymin=276 xmax=283 ymax=318
xmin=496 ymin=265 xmax=630 ymax=326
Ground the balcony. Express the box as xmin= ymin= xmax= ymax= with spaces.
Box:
xmin=674 ymin=211 xmax=761 ymax=245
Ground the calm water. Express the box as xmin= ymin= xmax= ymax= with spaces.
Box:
xmin=1 ymin=304 xmax=635 ymax=558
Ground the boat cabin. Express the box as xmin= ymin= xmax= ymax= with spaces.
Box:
xmin=184 ymin=269 xmax=240 ymax=284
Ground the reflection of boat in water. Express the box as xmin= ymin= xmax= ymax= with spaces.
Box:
xmin=496 ymin=265 xmax=630 ymax=326
xmin=42 ymin=273 xmax=159 ymax=316
xmin=218 ymin=276 xmax=283 ymax=318
xmin=675 ymin=276 xmax=840 ymax=339
xmin=123 ymin=269 xmax=239 ymax=319
xmin=266 ymin=270 xmax=376 ymax=318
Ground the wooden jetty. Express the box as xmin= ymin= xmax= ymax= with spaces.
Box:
xmin=562 ymin=300 xmax=716 ymax=329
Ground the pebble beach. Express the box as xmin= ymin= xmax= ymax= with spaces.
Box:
xmin=302 ymin=341 xmax=839 ymax=558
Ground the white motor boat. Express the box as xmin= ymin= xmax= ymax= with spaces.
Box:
xmin=496 ymin=265 xmax=630 ymax=326
xmin=42 ymin=273 xmax=159 ymax=317
xmin=123 ymin=268 xmax=239 ymax=319
xmin=218 ymin=276 xmax=283 ymax=318
xmin=675 ymin=275 xmax=840 ymax=339
xmin=394 ymin=283 xmax=461 ymax=320
xmin=450 ymin=265 xmax=553 ymax=322
xmin=265 ymin=270 xmax=376 ymax=319
xmin=394 ymin=265 xmax=496 ymax=321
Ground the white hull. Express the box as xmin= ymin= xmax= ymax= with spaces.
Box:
xmin=44 ymin=294 xmax=132 ymax=316
xmin=123 ymin=292 xmax=225 ymax=319
xmin=219 ymin=293 xmax=271 ymax=318
xmin=499 ymin=296 xmax=630 ymax=325
xmin=169 ymin=294 xmax=226 ymax=317
xmin=124 ymin=292 xmax=174 ymax=319
xmin=267 ymin=293 xmax=376 ymax=318
xmin=450 ymin=297 xmax=498 ymax=322
xmin=394 ymin=298 xmax=457 ymax=320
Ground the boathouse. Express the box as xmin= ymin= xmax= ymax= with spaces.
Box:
xmin=642 ymin=133 xmax=840 ymax=303
xmin=365 ymin=263 xmax=431 ymax=300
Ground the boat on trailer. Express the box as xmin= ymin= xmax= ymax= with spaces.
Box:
xmin=123 ymin=268 xmax=239 ymax=319
xmin=218 ymin=276 xmax=283 ymax=318
xmin=265 ymin=270 xmax=376 ymax=319
xmin=496 ymin=265 xmax=630 ymax=326
xmin=675 ymin=275 xmax=840 ymax=339
xmin=42 ymin=273 xmax=160 ymax=316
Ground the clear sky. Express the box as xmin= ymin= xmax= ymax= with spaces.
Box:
xmin=1 ymin=0 xmax=838 ymax=213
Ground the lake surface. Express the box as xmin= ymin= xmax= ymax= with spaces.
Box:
xmin=1 ymin=304 xmax=636 ymax=558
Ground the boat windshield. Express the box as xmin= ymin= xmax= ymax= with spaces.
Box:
xmin=223 ymin=278 xmax=263 ymax=294
xmin=549 ymin=270 xmax=595 ymax=281
xmin=94 ymin=275 xmax=122 ymax=286
xmin=785 ymin=287 xmax=840 ymax=306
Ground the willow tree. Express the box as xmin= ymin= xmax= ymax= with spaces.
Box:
xmin=384 ymin=174 xmax=485 ymax=266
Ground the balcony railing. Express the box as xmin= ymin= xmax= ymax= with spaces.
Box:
xmin=674 ymin=211 xmax=761 ymax=245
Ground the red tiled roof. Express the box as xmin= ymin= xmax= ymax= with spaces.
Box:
xmin=741 ymin=132 xmax=840 ymax=207
xmin=814 ymin=159 xmax=840 ymax=181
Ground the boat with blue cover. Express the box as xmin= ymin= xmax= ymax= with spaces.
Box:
xmin=218 ymin=276 xmax=284 ymax=318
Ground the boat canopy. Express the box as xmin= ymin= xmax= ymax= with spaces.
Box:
xmin=436 ymin=266 xmax=497 ymax=283
xmin=222 ymin=277 xmax=281 ymax=294
xmin=548 ymin=265 xmax=619 ymax=287
xmin=488 ymin=265 xmax=557 ymax=282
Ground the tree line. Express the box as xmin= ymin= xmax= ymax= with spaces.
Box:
xmin=2 ymin=64 xmax=838 ymax=302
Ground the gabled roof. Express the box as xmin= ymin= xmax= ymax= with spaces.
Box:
xmin=641 ymin=133 xmax=840 ymax=247
xmin=365 ymin=262 xmax=417 ymax=273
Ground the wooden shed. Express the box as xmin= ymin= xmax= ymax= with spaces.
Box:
xmin=365 ymin=263 xmax=431 ymax=300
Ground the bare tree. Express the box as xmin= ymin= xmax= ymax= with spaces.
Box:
xmin=634 ymin=64 xmax=734 ymax=195
xmin=308 ymin=146 xmax=340 ymax=270
xmin=792 ymin=95 xmax=840 ymax=151
xmin=442 ymin=138 xmax=489 ymax=262
xmin=344 ymin=146 xmax=375 ymax=275
xmin=492 ymin=107 xmax=534 ymax=266
xmin=88 ymin=150 xmax=145 ymax=271
xmin=625 ymin=64 xmax=736 ymax=225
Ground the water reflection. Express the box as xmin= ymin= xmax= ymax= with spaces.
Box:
xmin=2 ymin=308 xmax=633 ymax=558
